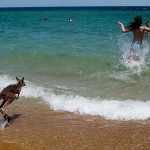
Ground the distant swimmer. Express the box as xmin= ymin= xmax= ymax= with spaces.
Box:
xmin=118 ymin=16 xmax=150 ymax=61
xmin=146 ymin=20 xmax=150 ymax=27
xmin=68 ymin=18 xmax=73 ymax=22
xmin=145 ymin=20 xmax=150 ymax=36
xmin=43 ymin=17 xmax=48 ymax=21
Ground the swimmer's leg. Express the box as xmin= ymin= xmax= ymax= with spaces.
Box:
xmin=129 ymin=48 xmax=140 ymax=61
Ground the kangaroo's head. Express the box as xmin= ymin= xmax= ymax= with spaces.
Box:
xmin=16 ymin=77 xmax=26 ymax=87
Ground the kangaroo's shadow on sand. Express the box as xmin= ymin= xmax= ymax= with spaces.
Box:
xmin=8 ymin=114 xmax=22 ymax=125
xmin=10 ymin=114 xmax=22 ymax=121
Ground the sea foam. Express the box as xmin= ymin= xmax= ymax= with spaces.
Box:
xmin=0 ymin=75 xmax=150 ymax=120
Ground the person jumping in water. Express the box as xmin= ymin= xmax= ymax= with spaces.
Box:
xmin=118 ymin=16 xmax=150 ymax=61
xmin=145 ymin=20 xmax=150 ymax=36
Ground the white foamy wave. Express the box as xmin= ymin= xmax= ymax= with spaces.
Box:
xmin=0 ymin=75 xmax=17 ymax=89
xmin=43 ymin=95 xmax=150 ymax=120
xmin=0 ymin=74 xmax=150 ymax=120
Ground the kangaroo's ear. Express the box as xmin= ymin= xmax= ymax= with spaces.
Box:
xmin=22 ymin=77 xmax=24 ymax=81
xmin=16 ymin=77 xmax=20 ymax=81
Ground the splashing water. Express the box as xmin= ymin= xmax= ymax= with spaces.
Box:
xmin=119 ymin=37 xmax=149 ymax=76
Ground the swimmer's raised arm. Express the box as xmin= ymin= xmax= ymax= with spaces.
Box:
xmin=118 ymin=21 xmax=130 ymax=33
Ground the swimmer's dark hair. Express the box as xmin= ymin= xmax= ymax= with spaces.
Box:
xmin=126 ymin=16 xmax=142 ymax=30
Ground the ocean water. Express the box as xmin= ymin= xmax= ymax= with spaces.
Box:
xmin=0 ymin=6 xmax=150 ymax=120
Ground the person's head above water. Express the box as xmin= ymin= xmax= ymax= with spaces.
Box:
xmin=126 ymin=16 xmax=142 ymax=30
xmin=146 ymin=20 xmax=150 ymax=27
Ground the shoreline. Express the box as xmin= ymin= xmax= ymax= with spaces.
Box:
xmin=0 ymin=99 xmax=150 ymax=150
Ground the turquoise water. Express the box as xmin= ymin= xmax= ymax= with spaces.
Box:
xmin=0 ymin=7 xmax=150 ymax=120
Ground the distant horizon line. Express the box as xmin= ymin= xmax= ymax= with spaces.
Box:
xmin=0 ymin=6 xmax=150 ymax=8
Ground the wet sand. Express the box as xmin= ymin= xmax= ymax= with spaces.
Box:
xmin=0 ymin=99 xmax=150 ymax=150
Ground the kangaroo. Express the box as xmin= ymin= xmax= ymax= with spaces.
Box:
xmin=0 ymin=77 xmax=25 ymax=122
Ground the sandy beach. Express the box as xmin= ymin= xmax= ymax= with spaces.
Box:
xmin=0 ymin=99 xmax=149 ymax=150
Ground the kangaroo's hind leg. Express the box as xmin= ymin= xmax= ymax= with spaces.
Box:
xmin=0 ymin=100 xmax=6 ymax=109
xmin=0 ymin=94 xmax=16 ymax=122
xmin=0 ymin=100 xmax=8 ymax=121
xmin=0 ymin=100 xmax=14 ymax=123
xmin=2 ymin=93 xmax=16 ymax=110
xmin=0 ymin=106 xmax=8 ymax=122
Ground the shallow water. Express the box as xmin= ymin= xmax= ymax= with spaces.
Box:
xmin=0 ymin=7 xmax=150 ymax=120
